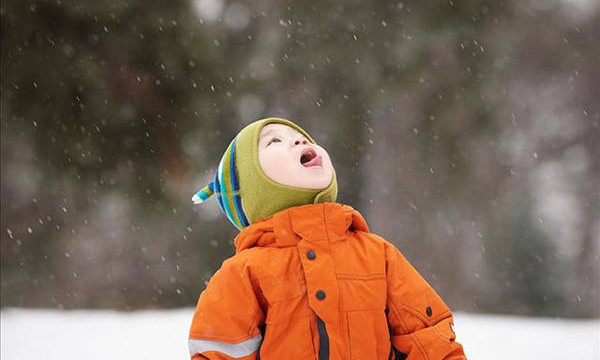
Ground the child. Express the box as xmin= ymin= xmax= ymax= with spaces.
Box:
xmin=189 ymin=118 xmax=466 ymax=360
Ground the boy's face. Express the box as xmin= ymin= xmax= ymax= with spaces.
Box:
xmin=258 ymin=123 xmax=334 ymax=190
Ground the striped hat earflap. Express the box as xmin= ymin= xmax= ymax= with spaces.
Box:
xmin=191 ymin=136 xmax=250 ymax=230
xmin=191 ymin=182 xmax=215 ymax=204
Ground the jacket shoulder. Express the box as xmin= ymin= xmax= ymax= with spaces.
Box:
xmin=222 ymin=246 xmax=267 ymax=271
xmin=353 ymin=229 xmax=397 ymax=248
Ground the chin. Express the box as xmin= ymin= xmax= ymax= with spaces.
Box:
xmin=297 ymin=182 xmax=329 ymax=190
xmin=300 ymin=173 xmax=333 ymax=189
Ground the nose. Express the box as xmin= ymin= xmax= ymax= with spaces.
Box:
xmin=294 ymin=138 xmax=308 ymax=146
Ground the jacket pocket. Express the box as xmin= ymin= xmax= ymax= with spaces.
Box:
xmin=347 ymin=309 xmax=390 ymax=360
xmin=261 ymin=312 xmax=317 ymax=360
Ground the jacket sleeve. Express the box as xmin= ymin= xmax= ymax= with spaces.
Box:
xmin=384 ymin=241 xmax=466 ymax=360
xmin=188 ymin=256 xmax=265 ymax=360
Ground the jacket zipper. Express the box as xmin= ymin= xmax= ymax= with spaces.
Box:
xmin=316 ymin=315 xmax=329 ymax=360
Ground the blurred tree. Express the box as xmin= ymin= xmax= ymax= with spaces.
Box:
xmin=485 ymin=196 xmax=566 ymax=316
xmin=1 ymin=0 xmax=238 ymax=308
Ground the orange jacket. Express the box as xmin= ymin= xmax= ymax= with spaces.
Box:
xmin=189 ymin=203 xmax=466 ymax=360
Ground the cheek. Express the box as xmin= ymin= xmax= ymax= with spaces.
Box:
xmin=322 ymin=153 xmax=333 ymax=170
xmin=259 ymin=149 xmax=296 ymax=179
xmin=321 ymin=158 xmax=335 ymax=183
xmin=317 ymin=148 xmax=334 ymax=171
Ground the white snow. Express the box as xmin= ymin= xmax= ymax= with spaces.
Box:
xmin=1 ymin=308 xmax=599 ymax=359
xmin=455 ymin=313 xmax=600 ymax=359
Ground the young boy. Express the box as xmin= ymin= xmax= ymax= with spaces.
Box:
xmin=189 ymin=118 xmax=466 ymax=360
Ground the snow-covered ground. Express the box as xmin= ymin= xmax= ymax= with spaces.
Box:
xmin=1 ymin=308 xmax=598 ymax=359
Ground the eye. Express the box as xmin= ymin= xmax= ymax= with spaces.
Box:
xmin=267 ymin=137 xmax=281 ymax=146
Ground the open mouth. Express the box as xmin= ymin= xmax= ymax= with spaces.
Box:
xmin=300 ymin=148 xmax=322 ymax=167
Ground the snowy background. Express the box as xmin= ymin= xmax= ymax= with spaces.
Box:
xmin=2 ymin=0 xmax=599 ymax=358
xmin=2 ymin=308 xmax=599 ymax=360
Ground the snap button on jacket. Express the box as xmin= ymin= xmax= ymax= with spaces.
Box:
xmin=189 ymin=203 xmax=466 ymax=360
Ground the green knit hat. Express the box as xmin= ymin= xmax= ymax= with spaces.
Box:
xmin=192 ymin=118 xmax=338 ymax=230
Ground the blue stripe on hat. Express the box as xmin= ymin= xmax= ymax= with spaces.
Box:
xmin=217 ymin=155 xmax=236 ymax=227
xmin=229 ymin=139 xmax=249 ymax=227
xmin=223 ymin=142 xmax=244 ymax=229
xmin=214 ymin=161 xmax=226 ymax=218
xmin=234 ymin=195 xmax=249 ymax=227
xmin=230 ymin=138 xmax=239 ymax=191
xmin=228 ymin=139 xmax=243 ymax=228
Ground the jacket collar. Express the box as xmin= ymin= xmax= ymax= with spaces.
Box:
xmin=234 ymin=203 xmax=369 ymax=253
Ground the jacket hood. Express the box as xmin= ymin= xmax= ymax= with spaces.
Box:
xmin=233 ymin=203 xmax=370 ymax=253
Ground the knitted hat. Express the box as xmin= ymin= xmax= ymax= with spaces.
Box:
xmin=192 ymin=118 xmax=338 ymax=230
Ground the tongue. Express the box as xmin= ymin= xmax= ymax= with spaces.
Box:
xmin=303 ymin=155 xmax=322 ymax=167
